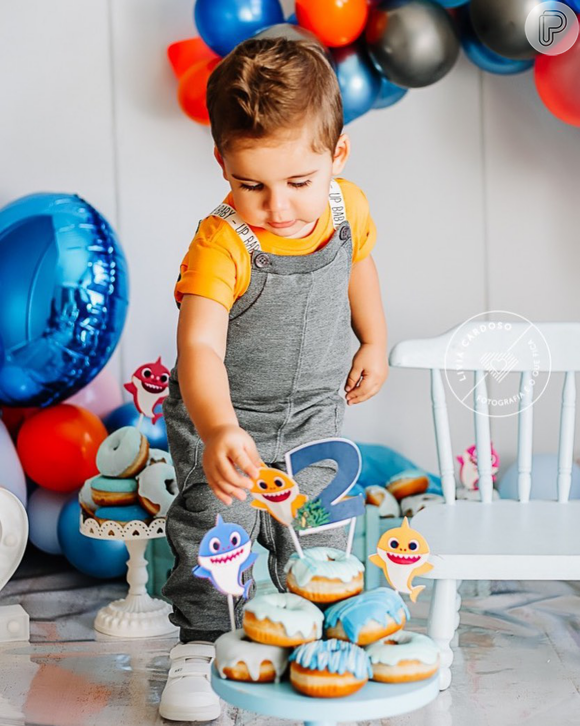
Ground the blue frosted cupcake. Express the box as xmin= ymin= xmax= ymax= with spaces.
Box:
xmin=289 ymin=639 xmax=372 ymax=698
xmin=324 ymin=588 xmax=409 ymax=646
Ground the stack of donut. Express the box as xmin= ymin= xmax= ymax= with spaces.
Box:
xmin=79 ymin=425 xmax=178 ymax=527
xmin=215 ymin=545 xmax=439 ymax=698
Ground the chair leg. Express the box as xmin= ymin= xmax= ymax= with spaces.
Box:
xmin=428 ymin=579 xmax=458 ymax=691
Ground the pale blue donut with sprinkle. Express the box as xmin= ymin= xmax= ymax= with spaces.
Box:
xmin=289 ymin=639 xmax=372 ymax=680
xmin=324 ymin=588 xmax=410 ymax=644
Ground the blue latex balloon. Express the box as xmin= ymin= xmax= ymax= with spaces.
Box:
xmin=194 ymin=0 xmax=285 ymax=57
xmin=332 ymin=43 xmax=381 ymax=125
xmin=373 ymin=75 xmax=408 ymax=110
xmin=103 ymin=402 xmax=168 ymax=450
xmin=458 ymin=7 xmax=534 ymax=75
xmin=498 ymin=454 xmax=580 ymax=500
xmin=57 ymin=498 xmax=128 ymax=578
xmin=0 ymin=193 xmax=129 ymax=407
xmin=27 ymin=488 xmax=69 ymax=555
xmin=565 ymin=0 xmax=580 ymax=12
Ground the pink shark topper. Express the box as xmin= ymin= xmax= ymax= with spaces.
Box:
xmin=456 ymin=443 xmax=500 ymax=491
xmin=124 ymin=357 xmax=170 ymax=424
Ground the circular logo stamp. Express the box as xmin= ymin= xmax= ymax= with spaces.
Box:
xmin=444 ymin=311 xmax=552 ymax=419
xmin=525 ymin=2 xmax=579 ymax=56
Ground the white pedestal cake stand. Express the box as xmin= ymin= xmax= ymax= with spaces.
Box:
xmin=80 ymin=516 xmax=178 ymax=638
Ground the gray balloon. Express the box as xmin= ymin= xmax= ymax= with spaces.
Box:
xmin=469 ymin=0 xmax=539 ymax=61
xmin=365 ymin=0 xmax=460 ymax=89
xmin=254 ymin=23 xmax=335 ymax=67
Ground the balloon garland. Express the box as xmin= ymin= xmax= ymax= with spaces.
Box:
xmin=168 ymin=0 xmax=580 ymax=128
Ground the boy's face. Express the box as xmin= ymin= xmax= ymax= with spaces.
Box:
xmin=214 ymin=126 xmax=350 ymax=239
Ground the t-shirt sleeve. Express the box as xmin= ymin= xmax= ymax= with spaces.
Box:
xmin=340 ymin=179 xmax=377 ymax=263
xmin=174 ymin=217 xmax=251 ymax=311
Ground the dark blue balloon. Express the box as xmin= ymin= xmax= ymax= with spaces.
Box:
xmin=565 ymin=0 xmax=580 ymax=12
xmin=332 ymin=44 xmax=381 ymax=125
xmin=458 ymin=7 xmax=534 ymax=75
xmin=0 ymin=194 xmax=129 ymax=407
xmin=103 ymin=402 xmax=168 ymax=450
xmin=195 ymin=0 xmax=285 ymax=57
xmin=57 ymin=498 xmax=128 ymax=579
xmin=373 ymin=75 xmax=408 ymax=110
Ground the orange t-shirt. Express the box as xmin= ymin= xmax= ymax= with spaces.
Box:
xmin=174 ymin=177 xmax=376 ymax=311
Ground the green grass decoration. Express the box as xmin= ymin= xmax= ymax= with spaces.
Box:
xmin=293 ymin=498 xmax=330 ymax=531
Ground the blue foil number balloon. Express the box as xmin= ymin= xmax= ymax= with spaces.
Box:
xmin=0 ymin=193 xmax=129 ymax=407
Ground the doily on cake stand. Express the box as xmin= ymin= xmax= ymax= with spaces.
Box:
xmin=80 ymin=516 xmax=178 ymax=638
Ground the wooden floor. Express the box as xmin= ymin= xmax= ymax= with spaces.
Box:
xmin=1 ymin=548 xmax=580 ymax=726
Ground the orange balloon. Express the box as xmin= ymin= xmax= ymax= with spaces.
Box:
xmin=177 ymin=57 xmax=221 ymax=125
xmin=167 ymin=37 xmax=220 ymax=80
xmin=17 ymin=404 xmax=107 ymax=492
xmin=296 ymin=0 xmax=369 ymax=48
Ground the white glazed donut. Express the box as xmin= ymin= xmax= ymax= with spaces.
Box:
xmin=147 ymin=448 xmax=173 ymax=466
xmin=243 ymin=593 xmax=323 ymax=647
xmin=96 ymin=426 xmax=149 ymax=478
xmin=365 ymin=630 xmax=439 ymax=683
xmin=399 ymin=493 xmax=444 ymax=517
xmin=215 ymin=629 xmax=291 ymax=682
xmin=137 ymin=462 xmax=177 ymax=517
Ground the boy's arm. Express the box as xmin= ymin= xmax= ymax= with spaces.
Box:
xmin=177 ymin=294 xmax=261 ymax=504
xmin=346 ymin=254 xmax=389 ymax=405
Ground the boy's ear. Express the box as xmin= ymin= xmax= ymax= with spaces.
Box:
xmin=332 ymin=133 xmax=350 ymax=175
xmin=213 ymin=146 xmax=228 ymax=180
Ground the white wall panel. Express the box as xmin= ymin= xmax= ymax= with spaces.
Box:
xmin=2 ymin=2 xmax=578 ymax=471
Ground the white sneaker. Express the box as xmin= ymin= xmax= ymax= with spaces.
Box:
xmin=159 ymin=642 xmax=221 ymax=722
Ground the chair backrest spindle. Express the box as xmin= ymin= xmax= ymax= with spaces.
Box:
xmin=473 ymin=370 xmax=493 ymax=503
xmin=516 ymin=371 xmax=534 ymax=503
xmin=557 ymin=371 xmax=576 ymax=503
xmin=431 ymin=369 xmax=456 ymax=504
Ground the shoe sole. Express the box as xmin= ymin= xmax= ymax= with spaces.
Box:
xmin=159 ymin=702 xmax=221 ymax=722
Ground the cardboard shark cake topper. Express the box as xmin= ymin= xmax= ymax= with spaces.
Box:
xmin=124 ymin=357 xmax=170 ymax=424
xmin=193 ymin=515 xmax=257 ymax=630
xmin=369 ymin=518 xmax=433 ymax=602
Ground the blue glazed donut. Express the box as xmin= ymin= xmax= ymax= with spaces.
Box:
xmin=96 ymin=426 xmax=149 ymax=478
xmin=289 ymin=639 xmax=371 ymax=698
xmin=94 ymin=504 xmax=151 ymax=523
xmin=88 ymin=474 xmax=138 ymax=507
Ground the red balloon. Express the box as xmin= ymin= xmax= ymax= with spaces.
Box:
xmin=0 ymin=406 xmax=38 ymax=440
xmin=296 ymin=0 xmax=369 ymax=48
xmin=177 ymin=57 xmax=221 ymax=125
xmin=535 ymin=25 xmax=580 ymax=127
xmin=167 ymin=37 xmax=220 ymax=79
xmin=17 ymin=404 xmax=107 ymax=492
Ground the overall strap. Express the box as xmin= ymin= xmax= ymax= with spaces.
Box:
xmin=208 ymin=203 xmax=262 ymax=254
xmin=328 ymin=179 xmax=346 ymax=229
xmin=208 ymin=179 xmax=347 ymax=253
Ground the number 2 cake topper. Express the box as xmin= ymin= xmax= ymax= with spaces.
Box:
xmin=124 ymin=357 xmax=170 ymax=427
xmin=193 ymin=515 xmax=258 ymax=631
xmin=369 ymin=517 xmax=434 ymax=602
xmin=248 ymin=438 xmax=365 ymax=559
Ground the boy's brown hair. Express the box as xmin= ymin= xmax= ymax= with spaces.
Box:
xmin=206 ymin=37 xmax=343 ymax=156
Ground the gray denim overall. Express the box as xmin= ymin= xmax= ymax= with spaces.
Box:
xmin=163 ymin=181 xmax=354 ymax=642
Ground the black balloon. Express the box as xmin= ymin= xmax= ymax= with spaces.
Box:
xmin=365 ymin=0 xmax=460 ymax=89
xmin=469 ymin=0 xmax=539 ymax=61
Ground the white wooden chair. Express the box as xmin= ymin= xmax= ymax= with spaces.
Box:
xmin=389 ymin=321 xmax=580 ymax=690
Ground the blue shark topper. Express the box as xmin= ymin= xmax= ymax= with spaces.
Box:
xmin=193 ymin=515 xmax=257 ymax=630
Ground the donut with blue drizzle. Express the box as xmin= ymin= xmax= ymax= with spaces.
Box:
xmin=324 ymin=587 xmax=409 ymax=646
xmin=289 ymin=639 xmax=372 ymax=698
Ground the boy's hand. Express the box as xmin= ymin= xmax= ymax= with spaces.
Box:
xmin=345 ymin=343 xmax=389 ymax=405
xmin=202 ymin=425 xmax=263 ymax=506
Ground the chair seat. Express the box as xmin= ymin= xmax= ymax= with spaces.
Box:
xmin=412 ymin=500 xmax=580 ymax=580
